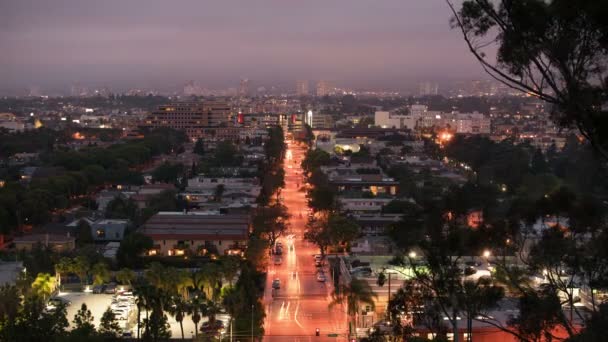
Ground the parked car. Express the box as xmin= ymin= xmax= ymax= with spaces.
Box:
xmin=274 ymin=256 xmax=282 ymax=265
xmin=92 ymin=285 xmax=106 ymax=294
xmin=316 ymin=273 xmax=327 ymax=282
xmin=272 ymin=279 xmax=281 ymax=289
xmin=49 ymin=297 xmax=71 ymax=306
xmin=104 ymin=283 xmax=117 ymax=294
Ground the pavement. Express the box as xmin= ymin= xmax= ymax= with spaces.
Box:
xmin=263 ymin=140 xmax=349 ymax=342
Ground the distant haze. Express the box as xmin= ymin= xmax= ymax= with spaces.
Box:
xmin=0 ymin=0 xmax=490 ymax=92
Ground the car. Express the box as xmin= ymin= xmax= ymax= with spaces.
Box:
xmin=49 ymin=297 xmax=71 ymax=306
xmin=316 ymin=274 xmax=327 ymax=282
xmin=274 ymin=256 xmax=282 ymax=265
xmin=201 ymin=320 xmax=226 ymax=336
xmin=315 ymin=260 xmax=324 ymax=267
xmin=464 ymin=266 xmax=477 ymax=276
xmin=92 ymin=284 xmax=106 ymax=294
xmin=272 ymin=279 xmax=281 ymax=289
xmin=274 ymin=247 xmax=283 ymax=255
xmin=314 ymin=254 xmax=324 ymax=261
xmin=369 ymin=320 xmax=393 ymax=334
xmin=105 ymin=283 xmax=117 ymax=294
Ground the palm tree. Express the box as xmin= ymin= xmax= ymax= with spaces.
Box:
xmin=145 ymin=262 xmax=167 ymax=290
xmin=135 ymin=285 xmax=154 ymax=340
xmin=167 ymin=296 xmax=189 ymax=340
xmin=31 ymin=273 xmax=57 ymax=301
xmin=219 ymin=255 xmax=241 ymax=287
xmin=115 ymin=268 xmax=136 ymax=287
xmin=54 ymin=257 xmax=73 ymax=288
xmin=329 ymin=278 xmax=377 ymax=329
xmin=188 ymin=296 xmax=205 ymax=338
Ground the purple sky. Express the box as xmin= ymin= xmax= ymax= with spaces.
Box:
xmin=1 ymin=0 xmax=488 ymax=91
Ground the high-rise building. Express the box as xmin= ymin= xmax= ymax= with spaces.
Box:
xmin=143 ymin=101 xmax=232 ymax=140
xmin=418 ymin=81 xmax=439 ymax=96
xmin=239 ymin=79 xmax=250 ymax=97
xmin=316 ymin=80 xmax=332 ymax=97
xmin=296 ymin=80 xmax=309 ymax=96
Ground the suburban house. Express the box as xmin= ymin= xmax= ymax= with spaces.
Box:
xmin=141 ymin=211 xmax=250 ymax=257
xmin=13 ymin=233 xmax=76 ymax=252
xmin=91 ymin=219 xmax=128 ymax=242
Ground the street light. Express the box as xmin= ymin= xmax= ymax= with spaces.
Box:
xmin=482 ymin=249 xmax=491 ymax=259
xmin=408 ymin=251 xmax=417 ymax=259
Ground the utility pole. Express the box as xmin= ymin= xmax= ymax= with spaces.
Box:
xmin=251 ymin=304 xmax=254 ymax=341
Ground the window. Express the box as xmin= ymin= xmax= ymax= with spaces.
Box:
xmin=218 ymin=240 xmax=222 ymax=245
xmin=163 ymin=240 xmax=166 ymax=246
xmin=447 ymin=333 xmax=454 ymax=341
xmin=463 ymin=333 xmax=471 ymax=340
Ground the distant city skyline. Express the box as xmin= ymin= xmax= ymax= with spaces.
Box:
xmin=1 ymin=0 xmax=496 ymax=94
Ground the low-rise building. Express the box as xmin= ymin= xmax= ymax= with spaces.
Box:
xmin=13 ymin=233 xmax=75 ymax=252
xmin=141 ymin=212 xmax=250 ymax=256
xmin=91 ymin=219 xmax=128 ymax=241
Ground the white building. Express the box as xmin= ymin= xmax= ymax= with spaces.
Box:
xmin=374 ymin=111 xmax=419 ymax=130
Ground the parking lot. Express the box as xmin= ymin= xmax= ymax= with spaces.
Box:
xmin=57 ymin=291 xmax=135 ymax=333
xmin=54 ymin=291 xmax=231 ymax=338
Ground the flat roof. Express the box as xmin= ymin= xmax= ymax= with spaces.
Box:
xmin=141 ymin=213 xmax=249 ymax=240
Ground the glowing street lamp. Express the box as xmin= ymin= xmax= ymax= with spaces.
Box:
xmin=408 ymin=251 xmax=417 ymax=259
xmin=482 ymin=250 xmax=491 ymax=259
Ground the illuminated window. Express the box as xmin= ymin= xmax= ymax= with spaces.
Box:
xmin=96 ymin=229 xmax=106 ymax=239
xmin=447 ymin=333 xmax=454 ymax=341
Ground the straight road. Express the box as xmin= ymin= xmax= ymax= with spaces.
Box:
xmin=263 ymin=140 xmax=348 ymax=342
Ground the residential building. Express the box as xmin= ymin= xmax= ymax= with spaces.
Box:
xmin=239 ymin=79 xmax=250 ymax=97
xmin=13 ymin=233 xmax=76 ymax=252
xmin=141 ymin=212 xmax=250 ymax=256
xmin=91 ymin=219 xmax=128 ymax=242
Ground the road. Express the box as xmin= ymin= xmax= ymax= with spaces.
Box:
xmin=263 ymin=140 xmax=348 ymax=342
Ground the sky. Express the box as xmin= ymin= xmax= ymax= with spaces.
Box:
xmin=0 ymin=0 xmax=489 ymax=92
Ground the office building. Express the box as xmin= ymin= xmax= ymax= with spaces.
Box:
xmin=296 ymin=80 xmax=309 ymax=96
xmin=239 ymin=79 xmax=250 ymax=97
xmin=419 ymin=81 xmax=439 ymax=96
xmin=316 ymin=80 xmax=332 ymax=97
xmin=143 ymin=101 xmax=232 ymax=140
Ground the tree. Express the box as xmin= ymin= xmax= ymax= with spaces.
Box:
xmin=55 ymin=257 xmax=74 ymax=288
xmin=0 ymin=295 xmax=68 ymax=341
xmin=448 ymin=0 xmax=608 ymax=160
xmin=115 ymin=268 xmax=136 ymax=287
xmin=307 ymin=185 xmax=336 ymax=212
xmin=167 ymin=296 xmax=188 ymax=340
xmin=152 ymin=162 xmax=184 ymax=184
xmin=116 ymin=232 xmax=153 ymax=268
xmin=72 ymin=256 xmax=90 ymax=287
xmin=327 ymin=214 xmax=361 ymax=249
xmin=329 ymin=278 xmax=377 ymax=329
xmin=193 ymin=138 xmax=205 ymax=155
xmin=304 ymin=216 xmax=333 ymax=256
xmin=91 ymin=262 xmax=110 ymax=286
xmin=302 ymin=149 xmax=330 ymax=174
xmin=188 ymin=296 xmax=204 ymax=338
xmin=76 ymin=219 xmax=94 ymax=246
xmin=72 ymin=303 xmax=96 ymax=338
xmin=31 ymin=273 xmax=57 ymax=301
xmin=219 ymin=255 xmax=241 ymax=287
xmin=0 ymin=284 xmax=20 ymax=323
xmin=213 ymin=184 xmax=225 ymax=202
xmin=98 ymin=307 xmax=121 ymax=338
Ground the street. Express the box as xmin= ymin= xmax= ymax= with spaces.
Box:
xmin=263 ymin=140 xmax=348 ymax=342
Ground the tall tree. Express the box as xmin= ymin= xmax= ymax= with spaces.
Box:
xmin=98 ymin=307 xmax=121 ymax=338
xmin=71 ymin=303 xmax=96 ymax=338
xmin=448 ymin=0 xmax=608 ymax=160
